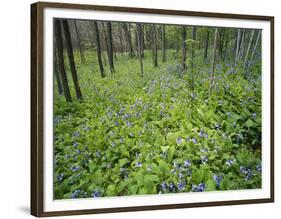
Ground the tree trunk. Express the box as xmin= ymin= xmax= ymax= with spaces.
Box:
xmin=122 ymin=23 xmax=135 ymax=57
xmin=161 ymin=25 xmax=166 ymax=63
xmin=136 ymin=24 xmax=144 ymax=77
xmin=182 ymin=26 xmax=187 ymax=71
xmin=191 ymin=26 xmax=196 ymax=89
xmin=152 ymin=25 xmax=158 ymax=67
xmin=54 ymin=19 xmax=72 ymax=102
xmin=234 ymin=29 xmax=241 ymax=64
xmin=62 ymin=20 xmax=83 ymax=100
xmin=106 ymin=22 xmax=114 ymax=73
xmin=249 ymin=30 xmax=261 ymax=65
xmin=118 ymin=26 xmax=124 ymax=54
xmin=204 ymin=29 xmax=209 ymax=61
xmin=54 ymin=49 xmax=63 ymax=95
xmin=209 ymin=28 xmax=219 ymax=94
xmin=73 ymin=20 xmax=85 ymax=63
xmin=223 ymin=31 xmax=229 ymax=61
xmin=243 ymin=30 xmax=255 ymax=68
xmin=92 ymin=21 xmax=105 ymax=77
xmin=237 ymin=29 xmax=246 ymax=61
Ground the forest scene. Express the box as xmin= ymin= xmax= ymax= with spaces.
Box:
xmin=53 ymin=18 xmax=262 ymax=200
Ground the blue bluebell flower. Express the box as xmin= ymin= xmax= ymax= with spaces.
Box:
xmin=198 ymin=129 xmax=204 ymax=137
xmin=57 ymin=173 xmax=64 ymax=182
xmin=92 ymin=190 xmax=101 ymax=198
xmin=114 ymin=121 xmax=119 ymax=126
xmin=197 ymin=183 xmax=206 ymax=192
xmin=213 ymin=175 xmax=223 ymax=187
xmin=71 ymin=166 xmax=80 ymax=172
xmin=73 ymin=142 xmax=78 ymax=148
xmin=70 ymin=190 xmax=80 ymax=199
xmin=161 ymin=181 xmax=168 ymax=190
xmin=135 ymin=161 xmax=142 ymax=167
xmin=176 ymin=137 xmax=182 ymax=145
xmin=191 ymin=138 xmax=197 ymax=144
xmin=169 ymin=182 xmax=176 ymax=192
xmin=129 ymin=132 xmax=134 ymax=138
xmin=184 ymin=160 xmax=191 ymax=168
xmin=225 ymin=159 xmax=235 ymax=166
xmin=177 ymin=182 xmax=185 ymax=191
xmin=126 ymin=121 xmax=133 ymax=128
xmin=252 ymin=113 xmax=257 ymax=119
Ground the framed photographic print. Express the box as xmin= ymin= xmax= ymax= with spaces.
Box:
xmin=31 ymin=1 xmax=274 ymax=217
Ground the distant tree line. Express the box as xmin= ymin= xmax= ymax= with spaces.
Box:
xmin=54 ymin=18 xmax=261 ymax=102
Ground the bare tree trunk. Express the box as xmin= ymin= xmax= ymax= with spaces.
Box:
xmin=54 ymin=19 xmax=72 ymax=102
xmin=243 ymin=30 xmax=255 ymax=68
xmin=234 ymin=29 xmax=241 ymax=64
xmin=141 ymin=24 xmax=145 ymax=57
xmin=152 ymin=25 xmax=158 ymax=67
xmin=182 ymin=26 xmax=187 ymax=71
xmin=209 ymin=28 xmax=219 ymax=94
xmin=106 ymin=22 xmax=114 ymax=73
xmin=62 ymin=20 xmax=83 ymax=100
xmin=191 ymin=26 xmax=196 ymax=89
xmin=118 ymin=26 xmax=124 ymax=54
xmin=249 ymin=30 xmax=261 ymax=65
xmin=237 ymin=29 xmax=246 ymax=61
xmin=223 ymin=31 xmax=229 ymax=61
xmin=92 ymin=21 xmax=105 ymax=77
xmin=136 ymin=24 xmax=144 ymax=77
xmin=73 ymin=20 xmax=85 ymax=63
xmin=161 ymin=25 xmax=166 ymax=63
xmin=204 ymin=29 xmax=209 ymax=62
xmin=122 ymin=23 xmax=135 ymax=57
xmin=54 ymin=49 xmax=63 ymax=95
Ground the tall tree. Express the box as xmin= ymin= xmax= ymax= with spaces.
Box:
xmin=237 ymin=29 xmax=246 ymax=61
xmin=191 ymin=26 xmax=197 ymax=90
xmin=182 ymin=26 xmax=187 ymax=71
xmin=161 ymin=25 xmax=166 ymax=63
xmin=152 ymin=25 xmax=158 ymax=67
xmin=122 ymin=23 xmax=135 ymax=57
xmin=106 ymin=22 xmax=115 ymax=73
xmin=73 ymin=20 xmax=85 ymax=63
xmin=54 ymin=49 xmax=63 ymax=95
xmin=62 ymin=20 xmax=83 ymax=100
xmin=234 ymin=29 xmax=241 ymax=64
xmin=204 ymin=29 xmax=209 ymax=62
xmin=118 ymin=26 xmax=124 ymax=54
xmin=136 ymin=24 xmax=144 ymax=77
xmin=209 ymin=28 xmax=219 ymax=94
xmin=191 ymin=26 xmax=197 ymax=73
xmin=243 ymin=30 xmax=255 ymax=68
xmin=223 ymin=31 xmax=229 ymax=61
xmin=54 ymin=20 xmax=72 ymax=102
xmin=249 ymin=30 xmax=261 ymax=66
xmin=92 ymin=21 xmax=105 ymax=77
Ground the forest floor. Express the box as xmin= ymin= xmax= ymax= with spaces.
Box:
xmin=54 ymin=49 xmax=262 ymax=199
